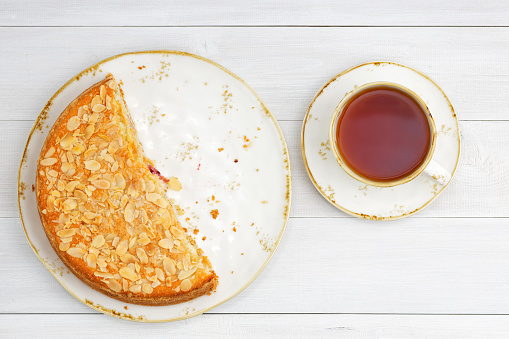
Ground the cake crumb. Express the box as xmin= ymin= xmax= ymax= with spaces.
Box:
xmin=218 ymin=148 xmax=224 ymax=152
xmin=202 ymin=236 xmax=206 ymax=241
xmin=233 ymin=227 xmax=236 ymax=232
xmin=210 ymin=209 xmax=219 ymax=219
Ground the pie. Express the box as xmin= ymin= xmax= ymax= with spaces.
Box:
xmin=35 ymin=74 xmax=217 ymax=305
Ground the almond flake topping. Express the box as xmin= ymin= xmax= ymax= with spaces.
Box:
xmin=67 ymin=247 xmax=86 ymax=258
xmin=59 ymin=242 xmax=71 ymax=251
xmin=67 ymin=116 xmax=81 ymax=131
xmin=84 ymin=125 xmax=95 ymax=139
xmin=158 ymin=238 xmax=172 ymax=249
xmin=60 ymin=134 xmax=75 ymax=149
xmin=163 ymin=258 xmax=176 ymax=275
xmin=84 ymin=160 xmax=101 ymax=171
xmin=170 ymin=226 xmax=184 ymax=240
xmin=57 ymin=229 xmax=76 ymax=238
xmin=106 ymin=279 xmax=122 ymax=292
xmin=178 ymin=267 xmax=197 ymax=280
xmin=180 ymin=278 xmax=192 ymax=292
xmin=44 ymin=147 xmax=56 ymax=158
xmin=124 ymin=202 xmax=136 ymax=223
xmin=116 ymin=240 xmax=128 ymax=256
xmin=92 ymin=235 xmax=105 ymax=248
xmin=40 ymin=158 xmax=57 ymax=166
xmin=92 ymin=180 xmax=110 ymax=190
xmin=119 ymin=267 xmax=138 ymax=281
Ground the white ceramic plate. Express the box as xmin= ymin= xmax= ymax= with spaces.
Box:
xmin=18 ymin=51 xmax=291 ymax=321
xmin=301 ymin=62 xmax=460 ymax=220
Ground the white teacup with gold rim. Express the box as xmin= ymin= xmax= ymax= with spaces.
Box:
xmin=329 ymin=82 xmax=450 ymax=187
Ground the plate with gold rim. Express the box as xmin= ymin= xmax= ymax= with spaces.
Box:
xmin=18 ymin=51 xmax=291 ymax=321
xmin=301 ymin=61 xmax=460 ymax=220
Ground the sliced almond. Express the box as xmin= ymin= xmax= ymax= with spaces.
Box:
xmin=154 ymin=198 xmax=168 ymax=209
xmin=84 ymin=211 xmax=96 ymax=220
xmin=88 ymin=112 xmax=100 ymax=124
xmin=90 ymin=95 xmax=101 ymax=107
xmin=67 ymin=116 xmax=81 ymax=131
xmin=60 ymin=134 xmax=75 ymax=150
xmin=106 ymin=279 xmax=122 ymax=293
xmin=100 ymin=85 xmax=106 ymax=101
xmin=168 ymin=177 xmax=182 ymax=191
xmin=44 ymin=147 xmax=56 ymax=158
xmin=180 ymin=278 xmax=192 ymax=292
xmin=86 ymin=253 xmax=97 ymax=269
xmin=40 ymin=158 xmax=57 ymax=166
xmin=163 ymin=258 xmax=176 ymax=275
xmin=61 ymin=162 xmax=74 ymax=173
xmin=106 ymin=96 xmax=112 ymax=111
xmin=129 ymin=284 xmax=142 ymax=293
xmin=146 ymin=180 xmax=155 ymax=193
xmin=92 ymin=235 xmax=105 ymax=248
xmin=119 ymin=267 xmax=138 ymax=281
xmin=146 ymin=193 xmax=160 ymax=202
xmin=136 ymin=248 xmax=149 ymax=264
xmin=142 ymin=283 xmax=153 ymax=294
xmin=114 ymin=173 xmax=126 ymax=189
xmin=67 ymin=247 xmax=86 ymax=258
xmin=155 ymin=268 xmax=165 ymax=281
xmin=59 ymin=242 xmax=71 ymax=251
xmin=137 ymin=237 xmax=150 ymax=246
xmin=84 ymin=160 xmax=101 ymax=171
xmin=62 ymin=198 xmax=77 ymax=211
xmin=170 ymin=226 xmax=184 ymax=240
xmin=70 ymin=143 xmax=85 ymax=155
xmin=124 ymin=202 xmax=135 ymax=223
xmin=112 ymin=236 xmax=120 ymax=248
xmin=84 ymin=125 xmax=95 ymax=139
xmin=65 ymin=180 xmax=80 ymax=192
xmin=94 ymin=272 xmax=114 ymax=278
xmin=92 ymin=179 xmax=110 ymax=190
xmin=84 ymin=147 xmax=97 ymax=158
xmin=74 ymin=190 xmax=87 ymax=202
xmin=158 ymin=238 xmax=172 ymax=249
xmin=57 ymin=228 xmax=76 ymax=238
xmin=116 ymin=240 xmax=128 ymax=256
xmin=178 ymin=267 xmax=197 ymax=280
xmin=108 ymin=140 xmax=119 ymax=154
xmin=120 ymin=253 xmax=136 ymax=264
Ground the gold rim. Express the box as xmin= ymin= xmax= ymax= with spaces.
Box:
xmin=328 ymin=81 xmax=437 ymax=187
xmin=301 ymin=61 xmax=461 ymax=221
xmin=18 ymin=50 xmax=292 ymax=322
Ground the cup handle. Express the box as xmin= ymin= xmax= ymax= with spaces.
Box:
xmin=422 ymin=160 xmax=451 ymax=186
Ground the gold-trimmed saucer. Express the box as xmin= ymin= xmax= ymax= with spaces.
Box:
xmin=301 ymin=61 xmax=460 ymax=220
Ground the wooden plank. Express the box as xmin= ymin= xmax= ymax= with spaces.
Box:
xmin=6 ymin=120 xmax=509 ymax=219
xmin=5 ymin=217 xmax=509 ymax=314
xmin=2 ymin=0 xmax=509 ymax=27
xmin=3 ymin=314 xmax=509 ymax=338
xmin=1 ymin=27 xmax=509 ymax=122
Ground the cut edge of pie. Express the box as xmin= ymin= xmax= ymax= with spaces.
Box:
xmin=35 ymin=74 xmax=217 ymax=305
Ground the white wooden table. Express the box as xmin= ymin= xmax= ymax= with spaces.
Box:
xmin=3 ymin=1 xmax=509 ymax=337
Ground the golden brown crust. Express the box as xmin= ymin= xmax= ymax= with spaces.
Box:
xmin=36 ymin=75 xmax=217 ymax=305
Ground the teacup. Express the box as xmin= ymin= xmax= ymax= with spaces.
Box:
xmin=329 ymin=82 xmax=450 ymax=187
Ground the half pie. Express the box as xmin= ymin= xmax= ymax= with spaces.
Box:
xmin=36 ymin=74 xmax=217 ymax=305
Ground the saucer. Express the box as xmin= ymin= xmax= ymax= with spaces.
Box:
xmin=301 ymin=62 xmax=460 ymax=220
